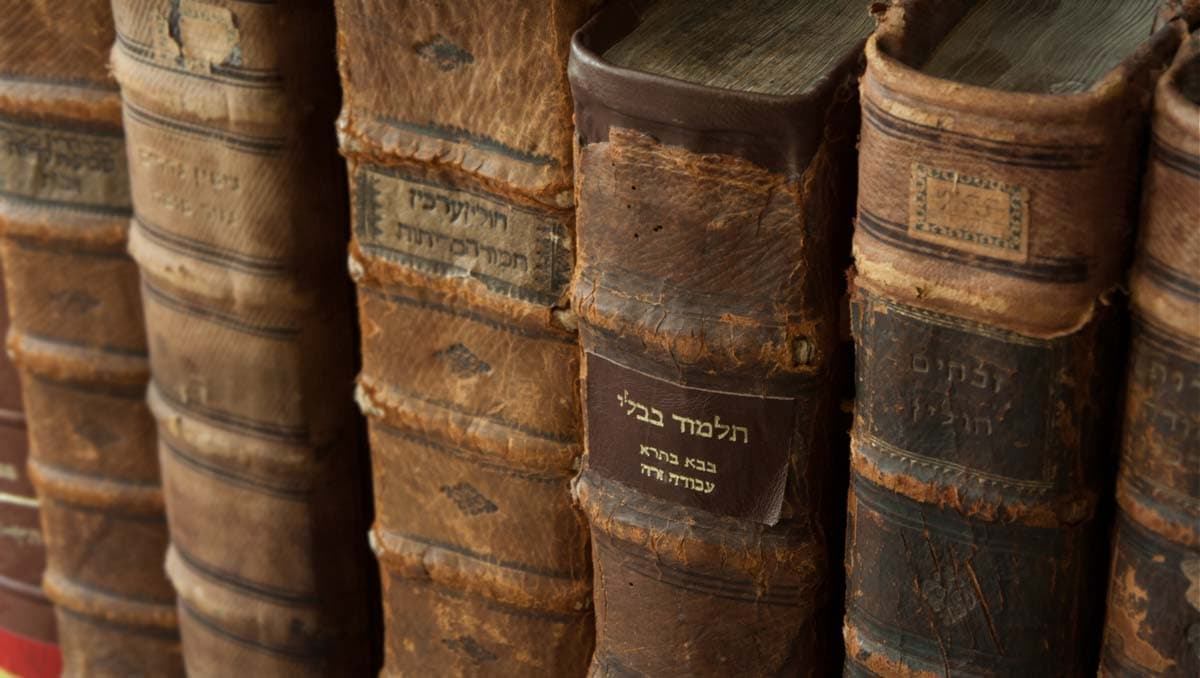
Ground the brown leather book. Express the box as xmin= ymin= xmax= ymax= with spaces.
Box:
xmin=108 ymin=1 xmax=375 ymax=675
xmin=0 ymin=266 xmax=59 ymax=678
xmin=844 ymin=1 xmax=1194 ymax=675
xmin=1100 ymin=31 xmax=1200 ymax=678
xmin=335 ymin=0 xmax=597 ymax=673
xmin=570 ymin=1 xmax=871 ymax=674
xmin=0 ymin=1 xmax=182 ymax=675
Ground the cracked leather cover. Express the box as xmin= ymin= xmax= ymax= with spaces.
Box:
xmin=569 ymin=1 xmax=866 ymax=675
xmin=0 ymin=1 xmax=182 ymax=676
xmin=844 ymin=2 xmax=1195 ymax=676
xmin=109 ymin=1 xmax=376 ymax=675
xmin=1100 ymin=32 xmax=1200 ymax=678
xmin=336 ymin=0 xmax=598 ymax=675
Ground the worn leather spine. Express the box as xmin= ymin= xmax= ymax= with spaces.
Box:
xmin=569 ymin=3 xmax=864 ymax=675
xmin=844 ymin=3 xmax=1193 ymax=676
xmin=335 ymin=0 xmax=597 ymax=674
xmin=108 ymin=1 xmax=375 ymax=675
xmin=1099 ymin=34 xmax=1200 ymax=678
xmin=0 ymin=1 xmax=182 ymax=675
xmin=0 ymin=262 xmax=59 ymax=678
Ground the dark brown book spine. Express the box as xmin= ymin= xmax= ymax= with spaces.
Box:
xmin=0 ymin=1 xmax=182 ymax=675
xmin=0 ymin=262 xmax=59 ymax=678
xmin=1100 ymin=35 xmax=1200 ymax=678
xmin=334 ymin=1 xmax=596 ymax=673
xmin=109 ymin=1 xmax=375 ymax=675
xmin=844 ymin=5 xmax=1190 ymax=676
xmin=569 ymin=3 xmax=864 ymax=675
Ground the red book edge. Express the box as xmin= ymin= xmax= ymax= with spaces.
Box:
xmin=0 ymin=627 xmax=60 ymax=678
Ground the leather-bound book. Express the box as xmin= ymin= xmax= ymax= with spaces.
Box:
xmin=109 ymin=1 xmax=375 ymax=675
xmin=335 ymin=0 xmax=597 ymax=673
xmin=0 ymin=269 xmax=59 ymax=678
xmin=570 ymin=1 xmax=871 ymax=674
xmin=845 ymin=1 xmax=1194 ymax=675
xmin=1100 ymin=31 xmax=1200 ymax=678
xmin=0 ymin=1 xmax=181 ymax=675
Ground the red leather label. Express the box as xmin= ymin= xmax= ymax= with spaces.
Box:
xmin=584 ymin=352 xmax=795 ymax=525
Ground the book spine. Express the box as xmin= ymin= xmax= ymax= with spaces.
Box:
xmin=1100 ymin=37 xmax=1200 ymax=678
xmin=843 ymin=13 xmax=1189 ymax=677
xmin=108 ymin=1 xmax=374 ymax=675
xmin=335 ymin=1 xmax=595 ymax=674
xmin=568 ymin=5 xmax=862 ymax=675
xmin=0 ymin=1 xmax=182 ymax=675
xmin=0 ymin=266 xmax=60 ymax=678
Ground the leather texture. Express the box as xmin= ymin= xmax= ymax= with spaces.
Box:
xmin=108 ymin=1 xmax=376 ymax=675
xmin=335 ymin=1 xmax=598 ymax=674
xmin=0 ymin=1 xmax=181 ymax=675
xmin=0 ymin=261 xmax=59 ymax=678
xmin=569 ymin=1 xmax=865 ymax=675
xmin=1100 ymin=31 xmax=1200 ymax=678
xmin=844 ymin=2 xmax=1191 ymax=676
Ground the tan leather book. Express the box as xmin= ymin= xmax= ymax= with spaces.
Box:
xmin=1100 ymin=31 xmax=1200 ymax=678
xmin=335 ymin=0 xmax=597 ymax=673
xmin=568 ymin=1 xmax=870 ymax=674
xmin=844 ymin=1 xmax=1194 ymax=675
xmin=0 ymin=267 xmax=59 ymax=678
xmin=108 ymin=1 xmax=375 ymax=675
xmin=0 ymin=1 xmax=182 ymax=675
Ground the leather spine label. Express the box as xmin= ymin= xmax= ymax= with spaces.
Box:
xmin=1123 ymin=316 xmax=1200 ymax=499
xmin=584 ymin=352 xmax=795 ymax=524
xmin=908 ymin=162 xmax=1029 ymax=264
xmin=354 ymin=165 xmax=572 ymax=305
xmin=0 ymin=115 xmax=130 ymax=214
xmin=853 ymin=291 xmax=1060 ymax=494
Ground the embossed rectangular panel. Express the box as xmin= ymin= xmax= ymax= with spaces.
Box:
xmin=354 ymin=166 xmax=572 ymax=305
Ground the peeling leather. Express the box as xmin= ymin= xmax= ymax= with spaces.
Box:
xmin=845 ymin=2 xmax=1193 ymax=676
xmin=335 ymin=1 xmax=598 ymax=675
xmin=569 ymin=1 xmax=865 ymax=674
xmin=1100 ymin=33 xmax=1200 ymax=678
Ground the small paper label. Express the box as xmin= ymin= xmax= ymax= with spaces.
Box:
xmin=909 ymin=162 xmax=1029 ymax=263
xmin=584 ymin=352 xmax=796 ymax=524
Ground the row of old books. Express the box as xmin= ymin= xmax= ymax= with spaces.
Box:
xmin=0 ymin=0 xmax=1196 ymax=676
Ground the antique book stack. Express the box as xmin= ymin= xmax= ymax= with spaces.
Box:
xmin=108 ymin=0 xmax=374 ymax=675
xmin=0 ymin=255 xmax=56 ymax=677
xmin=569 ymin=0 xmax=870 ymax=674
xmin=1101 ymin=29 xmax=1200 ymax=678
xmin=845 ymin=0 xmax=1192 ymax=675
xmin=334 ymin=1 xmax=597 ymax=673
xmin=0 ymin=1 xmax=180 ymax=675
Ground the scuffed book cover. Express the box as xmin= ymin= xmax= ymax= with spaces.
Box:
xmin=569 ymin=1 xmax=870 ymax=674
xmin=0 ymin=1 xmax=182 ymax=675
xmin=335 ymin=0 xmax=596 ymax=674
xmin=844 ymin=1 xmax=1195 ymax=675
xmin=1100 ymin=30 xmax=1200 ymax=678
xmin=336 ymin=0 xmax=597 ymax=672
xmin=0 ymin=267 xmax=59 ymax=678
xmin=109 ymin=1 xmax=376 ymax=675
